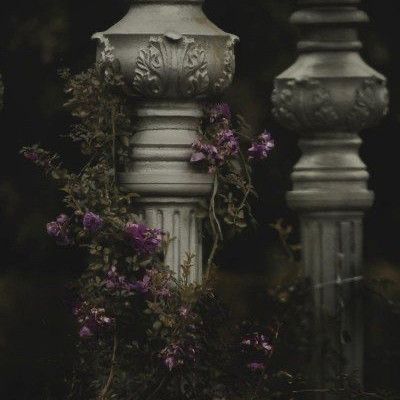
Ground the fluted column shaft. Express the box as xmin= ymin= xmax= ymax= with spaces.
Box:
xmin=272 ymin=0 xmax=388 ymax=391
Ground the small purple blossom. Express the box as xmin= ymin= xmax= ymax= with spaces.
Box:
xmin=191 ymin=141 xmax=223 ymax=171
xmin=132 ymin=274 xmax=151 ymax=294
xmin=74 ymin=302 xmax=113 ymax=340
xmin=24 ymin=150 xmax=39 ymax=163
xmin=247 ymin=362 xmax=265 ymax=372
xmin=46 ymin=214 xmax=71 ymax=245
xmin=105 ymin=266 xmax=135 ymax=292
xmin=216 ymin=129 xmax=239 ymax=158
xmin=241 ymin=332 xmax=274 ymax=372
xmin=248 ymin=131 xmax=275 ymax=161
xmin=79 ymin=325 xmax=93 ymax=338
xmin=179 ymin=306 xmax=190 ymax=318
xmin=125 ymin=223 xmax=163 ymax=256
xmin=83 ymin=211 xmax=103 ymax=233
xmin=160 ymin=342 xmax=197 ymax=371
xmin=191 ymin=130 xmax=239 ymax=173
xmin=209 ymin=103 xmax=231 ymax=124
xmin=241 ymin=333 xmax=273 ymax=355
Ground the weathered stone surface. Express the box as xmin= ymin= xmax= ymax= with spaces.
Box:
xmin=272 ymin=0 xmax=388 ymax=392
xmin=96 ymin=0 xmax=238 ymax=280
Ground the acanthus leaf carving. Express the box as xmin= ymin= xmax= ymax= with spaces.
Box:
xmin=132 ymin=35 xmax=210 ymax=98
xmin=346 ymin=77 xmax=389 ymax=131
xmin=272 ymin=79 xmax=339 ymax=132
xmin=214 ymin=36 xmax=237 ymax=94
xmin=133 ymin=36 xmax=167 ymax=97
xmin=180 ymin=38 xmax=210 ymax=97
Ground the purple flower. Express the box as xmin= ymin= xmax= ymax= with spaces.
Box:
xmin=132 ymin=274 xmax=151 ymax=294
xmin=179 ymin=306 xmax=190 ymax=318
xmin=125 ymin=223 xmax=163 ymax=256
xmin=191 ymin=141 xmax=222 ymax=164
xmin=209 ymin=103 xmax=231 ymax=124
xmin=248 ymin=131 xmax=275 ymax=161
xmin=46 ymin=214 xmax=71 ymax=245
xmin=161 ymin=343 xmax=197 ymax=371
xmin=24 ymin=150 xmax=39 ymax=163
xmin=83 ymin=211 xmax=103 ymax=233
xmin=74 ymin=302 xmax=113 ymax=340
xmin=241 ymin=333 xmax=274 ymax=356
xmin=247 ymin=362 xmax=265 ymax=372
xmin=105 ymin=266 xmax=135 ymax=292
xmin=79 ymin=325 xmax=93 ymax=338
xmin=216 ymin=129 xmax=239 ymax=158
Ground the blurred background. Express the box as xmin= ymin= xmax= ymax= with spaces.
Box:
xmin=1 ymin=0 xmax=399 ymax=398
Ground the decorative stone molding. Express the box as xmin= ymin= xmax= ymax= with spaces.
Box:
xmin=96 ymin=0 xmax=238 ymax=280
xmin=272 ymin=77 xmax=388 ymax=133
xmin=271 ymin=0 xmax=388 ymax=392
xmin=132 ymin=35 xmax=210 ymax=98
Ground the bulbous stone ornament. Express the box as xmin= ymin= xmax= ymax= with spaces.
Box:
xmin=95 ymin=0 xmax=238 ymax=281
xmin=272 ymin=0 xmax=388 ymax=394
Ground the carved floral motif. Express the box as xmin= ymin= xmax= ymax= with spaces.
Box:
xmin=272 ymin=77 xmax=389 ymax=132
xmin=272 ymin=79 xmax=339 ymax=132
xmin=347 ymin=77 xmax=389 ymax=131
xmin=132 ymin=35 xmax=210 ymax=98
xmin=214 ymin=36 xmax=237 ymax=94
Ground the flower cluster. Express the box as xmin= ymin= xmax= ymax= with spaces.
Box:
xmin=74 ymin=302 xmax=113 ymax=339
xmin=21 ymin=145 xmax=59 ymax=172
xmin=125 ymin=223 xmax=163 ymax=256
xmin=83 ymin=211 xmax=103 ymax=233
xmin=191 ymin=104 xmax=239 ymax=173
xmin=191 ymin=103 xmax=274 ymax=173
xmin=248 ymin=131 xmax=275 ymax=161
xmin=46 ymin=214 xmax=71 ymax=245
xmin=209 ymin=102 xmax=231 ymax=124
xmin=241 ymin=332 xmax=274 ymax=372
xmin=161 ymin=342 xmax=197 ymax=371
xmin=104 ymin=266 xmax=135 ymax=293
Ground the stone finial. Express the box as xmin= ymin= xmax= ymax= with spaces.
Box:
xmin=272 ymin=0 xmax=388 ymax=212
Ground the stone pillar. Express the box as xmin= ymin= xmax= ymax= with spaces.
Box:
xmin=272 ymin=0 xmax=388 ymax=390
xmin=97 ymin=0 xmax=238 ymax=281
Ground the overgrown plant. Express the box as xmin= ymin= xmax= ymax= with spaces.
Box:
xmin=21 ymin=43 xmax=300 ymax=400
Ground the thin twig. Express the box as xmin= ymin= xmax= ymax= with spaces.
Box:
xmin=98 ymin=330 xmax=118 ymax=400
xmin=208 ymin=174 xmax=222 ymax=268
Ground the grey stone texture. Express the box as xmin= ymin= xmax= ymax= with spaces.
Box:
xmin=96 ymin=0 xmax=238 ymax=281
xmin=272 ymin=0 xmax=388 ymax=392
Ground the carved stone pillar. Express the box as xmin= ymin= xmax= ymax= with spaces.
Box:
xmin=97 ymin=0 xmax=238 ymax=281
xmin=272 ymin=0 xmax=388 ymax=390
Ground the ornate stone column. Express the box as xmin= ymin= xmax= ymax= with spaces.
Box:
xmin=97 ymin=0 xmax=238 ymax=281
xmin=272 ymin=0 xmax=388 ymax=389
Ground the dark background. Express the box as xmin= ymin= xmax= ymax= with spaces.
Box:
xmin=1 ymin=0 xmax=400 ymax=398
